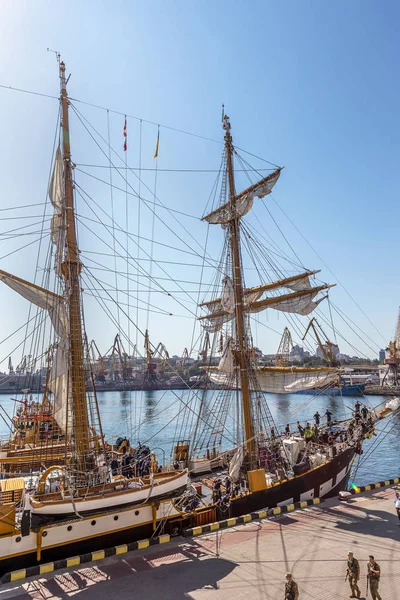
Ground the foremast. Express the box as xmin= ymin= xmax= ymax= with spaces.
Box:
xmin=223 ymin=116 xmax=255 ymax=461
xmin=59 ymin=61 xmax=91 ymax=473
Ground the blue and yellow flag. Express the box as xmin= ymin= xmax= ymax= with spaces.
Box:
xmin=153 ymin=128 xmax=160 ymax=160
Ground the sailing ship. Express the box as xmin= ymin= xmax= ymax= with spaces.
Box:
xmin=171 ymin=112 xmax=395 ymax=518
xmin=0 ymin=60 xmax=189 ymax=575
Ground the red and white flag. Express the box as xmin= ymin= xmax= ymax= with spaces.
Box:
xmin=123 ymin=117 xmax=127 ymax=152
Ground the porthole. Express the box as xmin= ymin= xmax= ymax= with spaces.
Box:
xmin=42 ymin=531 xmax=48 ymax=537
xmin=91 ymin=520 xmax=96 ymax=526
xmin=67 ymin=525 xmax=73 ymax=531
xmin=135 ymin=510 xmax=139 ymax=516
xmin=15 ymin=536 xmax=21 ymax=543
xmin=114 ymin=515 xmax=119 ymax=521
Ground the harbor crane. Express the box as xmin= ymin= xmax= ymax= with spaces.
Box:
xmin=275 ymin=327 xmax=293 ymax=366
xmin=382 ymin=307 xmax=400 ymax=385
xmin=302 ymin=317 xmax=338 ymax=366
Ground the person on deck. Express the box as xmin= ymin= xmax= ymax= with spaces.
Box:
xmin=296 ymin=421 xmax=304 ymax=436
xmin=354 ymin=400 xmax=361 ymax=416
xmin=304 ymin=423 xmax=313 ymax=443
xmin=324 ymin=409 xmax=333 ymax=426
xmin=361 ymin=404 xmax=369 ymax=420
xmin=285 ymin=424 xmax=290 ymax=437
xmin=313 ymin=411 xmax=321 ymax=425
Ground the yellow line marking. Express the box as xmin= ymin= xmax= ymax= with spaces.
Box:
xmin=375 ymin=483 xmax=381 ymax=488
xmin=226 ymin=518 xmax=236 ymax=526
xmin=286 ymin=504 xmax=295 ymax=512
xmin=137 ymin=539 xmax=150 ymax=549
xmin=10 ymin=570 xmax=26 ymax=582
xmin=243 ymin=514 xmax=252 ymax=523
xmin=158 ymin=534 xmax=170 ymax=544
xmin=313 ymin=498 xmax=321 ymax=504
xmin=39 ymin=563 xmax=54 ymax=574
xmin=66 ymin=556 xmax=81 ymax=567
xmin=300 ymin=501 xmax=308 ymax=508
xmin=364 ymin=485 xmax=371 ymax=491
xmin=394 ymin=478 xmax=399 ymax=484
xmin=91 ymin=551 xmax=105 ymax=561
xmin=210 ymin=522 xmax=220 ymax=531
xmin=115 ymin=544 xmax=128 ymax=555
xmin=272 ymin=507 xmax=281 ymax=515
xmin=257 ymin=510 xmax=267 ymax=519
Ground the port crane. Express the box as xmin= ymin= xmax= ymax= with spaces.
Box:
xmin=302 ymin=317 xmax=338 ymax=366
xmin=382 ymin=307 xmax=400 ymax=385
xmin=275 ymin=327 xmax=293 ymax=367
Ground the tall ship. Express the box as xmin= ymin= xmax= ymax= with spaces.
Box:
xmin=171 ymin=112 xmax=394 ymax=517
xmin=0 ymin=60 xmax=189 ymax=575
xmin=0 ymin=65 xmax=396 ymax=577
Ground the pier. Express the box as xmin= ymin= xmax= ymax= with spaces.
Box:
xmin=2 ymin=484 xmax=399 ymax=599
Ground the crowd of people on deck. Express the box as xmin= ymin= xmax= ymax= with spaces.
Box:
xmin=281 ymin=401 xmax=376 ymax=448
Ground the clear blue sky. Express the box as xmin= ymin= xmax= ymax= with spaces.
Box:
xmin=0 ymin=0 xmax=398 ymax=364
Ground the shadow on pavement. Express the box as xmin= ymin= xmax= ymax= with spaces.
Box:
xmin=18 ymin=544 xmax=238 ymax=600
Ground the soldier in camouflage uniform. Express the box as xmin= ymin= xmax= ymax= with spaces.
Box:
xmin=367 ymin=555 xmax=381 ymax=600
xmin=346 ymin=551 xmax=361 ymax=598
xmin=284 ymin=572 xmax=299 ymax=600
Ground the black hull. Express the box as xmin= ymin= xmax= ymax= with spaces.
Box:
xmin=0 ymin=447 xmax=356 ymax=577
xmin=227 ymin=445 xmax=356 ymax=517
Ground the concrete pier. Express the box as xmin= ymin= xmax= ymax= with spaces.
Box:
xmin=2 ymin=485 xmax=399 ymax=599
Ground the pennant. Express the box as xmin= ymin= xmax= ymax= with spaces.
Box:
xmin=221 ymin=103 xmax=225 ymax=122
xmin=123 ymin=117 xmax=127 ymax=152
xmin=153 ymin=128 xmax=159 ymax=160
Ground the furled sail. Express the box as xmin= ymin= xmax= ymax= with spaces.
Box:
xmin=202 ymin=167 xmax=282 ymax=225
xmin=49 ymin=147 xmax=66 ymax=277
xmin=200 ymin=271 xmax=320 ymax=312
xmin=199 ymin=275 xmax=334 ymax=330
xmin=0 ymin=270 xmax=71 ymax=432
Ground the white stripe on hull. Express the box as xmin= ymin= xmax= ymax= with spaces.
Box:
xmin=31 ymin=470 xmax=188 ymax=516
xmin=0 ymin=499 xmax=182 ymax=561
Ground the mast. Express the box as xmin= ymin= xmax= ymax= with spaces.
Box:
xmin=224 ymin=116 xmax=255 ymax=459
xmin=59 ymin=61 xmax=91 ymax=467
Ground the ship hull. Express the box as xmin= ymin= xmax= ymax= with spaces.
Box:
xmin=0 ymin=447 xmax=356 ymax=576
xmin=208 ymin=368 xmax=338 ymax=394
xmin=294 ymin=384 xmax=366 ymax=397
xmin=228 ymin=445 xmax=356 ymax=517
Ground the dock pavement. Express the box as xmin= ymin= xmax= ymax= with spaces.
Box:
xmin=1 ymin=485 xmax=399 ymax=599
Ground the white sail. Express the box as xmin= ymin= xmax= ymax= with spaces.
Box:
xmin=203 ymin=194 xmax=254 ymax=225
xmin=203 ymin=168 xmax=281 ymax=225
xmin=220 ymin=277 xmax=235 ymax=313
xmin=218 ymin=337 xmax=235 ymax=374
xmin=247 ymin=292 xmax=327 ymax=316
xmin=0 ymin=270 xmax=70 ymax=432
xmin=49 ymin=147 xmax=66 ymax=277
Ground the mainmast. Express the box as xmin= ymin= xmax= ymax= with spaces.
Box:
xmin=223 ymin=116 xmax=255 ymax=459
xmin=59 ymin=61 xmax=91 ymax=469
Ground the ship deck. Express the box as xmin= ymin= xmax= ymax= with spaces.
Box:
xmin=2 ymin=484 xmax=399 ymax=599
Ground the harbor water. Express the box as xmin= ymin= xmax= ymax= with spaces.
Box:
xmin=0 ymin=390 xmax=398 ymax=486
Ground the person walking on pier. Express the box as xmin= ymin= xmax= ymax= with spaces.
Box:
xmin=394 ymin=491 xmax=400 ymax=523
xmin=284 ymin=572 xmax=299 ymax=600
xmin=367 ymin=555 xmax=381 ymax=600
xmin=346 ymin=551 xmax=361 ymax=598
